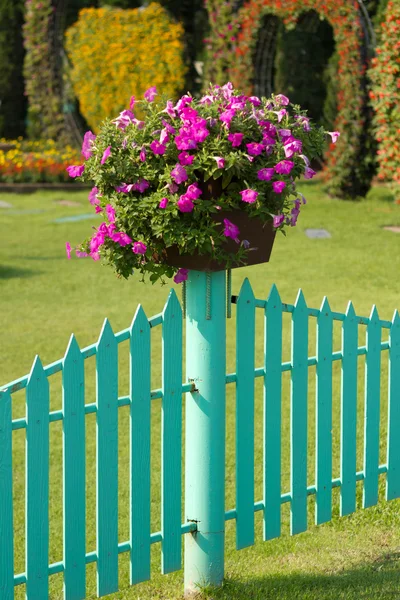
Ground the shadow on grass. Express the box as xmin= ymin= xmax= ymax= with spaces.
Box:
xmin=0 ymin=264 xmax=41 ymax=279
xmin=202 ymin=551 xmax=400 ymax=599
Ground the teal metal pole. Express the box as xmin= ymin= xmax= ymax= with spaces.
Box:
xmin=184 ymin=270 xmax=226 ymax=596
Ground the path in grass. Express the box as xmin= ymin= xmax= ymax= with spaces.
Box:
xmin=1 ymin=182 xmax=400 ymax=599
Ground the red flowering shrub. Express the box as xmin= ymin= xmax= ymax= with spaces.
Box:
xmin=368 ymin=1 xmax=400 ymax=201
xmin=204 ymin=0 xmax=372 ymax=199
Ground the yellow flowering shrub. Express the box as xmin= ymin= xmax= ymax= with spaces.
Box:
xmin=65 ymin=3 xmax=187 ymax=132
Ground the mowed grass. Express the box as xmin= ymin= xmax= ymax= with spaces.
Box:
xmin=1 ymin=181 xmax=400 ymax=600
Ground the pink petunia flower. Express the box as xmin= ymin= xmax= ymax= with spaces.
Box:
xmin=106 ymin=204 xmax=116 ymax=224
xmin=275 ymin=160 xmax=294 ymax=175
xmin=220 ymin=109 xmax=236 ymax=127
xmin=240 ymin=189 xmax=258 ymax=203
xmin=67 ymin=164 xmax=85 ymax=178
xmin=111 ymin=232 xmax=132 ymax=246
xmin=223 ymin=218 xmax=240 ymax=242
xmin=214 ymin=156 xmax=225 ymax=169
xmin=159 ymin=197 xmax=169 ymax=209
xmin=174 ymin=268 xmax=189 ymax=284
xmin=273 ymin=181 xmax=286 ymax=193
xmin=327 ymin=131 xmax=340 ymax=143
xmin=257 ymin=168 xmax=275 ymax=181
xmin=159 ymin=129 xmax=169 ymax=145
xmin=150 ymin=140 xmax=166 ymax=155
xmin=168 ymin=182 xmax=179 ymax=194
xmin=284 ymin=139 xmax=302 ymax=158
xmin=228 ymin=132 xmax=243 ymax=147
xmin=171 ymin=164 xmax=188 ymax=184
xmin=248 ymin=96 xmax=261 ymax=107
xmin=177 ymin=194 xmax=194 ymax=212
xmin=144 ymin=86 xmax=157 ymax=102
xmin=140 ymin=147 xmax=146 ymax=162
xmin=163 ymin=100 xmax=176 ymax=118
xmin=101 ymin=146 xmax=111 ymax=165
xmin=81 ymin=130 xmax=96 ymax=159
xmin=88 ymin=186 xmax=100 ymax=206
xmin=275 ymin=94 xmax=290 ymax=106
xmin=273 ymin=214 xmax=285 ymax=228
xmin=129 ymin=96 xmax=135 ymax=110
xmin=178 ymin=151 xmax=195 ymax=166
xmin=304 ymin=167 xmax=316 ymax=180
xmin=66 ymin=242 xmax=72 ymax=259
xmin=246 ymin=142 xmax=264 ymax=156
xmin=132 ymin=241 xmax=147 ymax=254
xmin=186 ymin=183 xmax=202 ymax=200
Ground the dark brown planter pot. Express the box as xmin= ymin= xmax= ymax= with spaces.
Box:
xmin=163 ymin=177 xmax=276 ymax=272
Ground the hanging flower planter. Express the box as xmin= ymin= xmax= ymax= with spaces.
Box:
xmin=66 ymin=84 xmax=336 ymax=283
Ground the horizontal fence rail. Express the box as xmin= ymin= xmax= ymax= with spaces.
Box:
xmin=0 ymin=282 xmax=399 ymax=599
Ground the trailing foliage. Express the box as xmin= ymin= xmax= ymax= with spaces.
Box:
xmin=368 ymin=0 xmax=400 ymax=199
xmin=23 ymin=0 xmax=65 ymax=141
xmin=204 ymin=0 xmax=373 ymax=199
xmin=0 ymin=0 xmax=26 ymax=138
xmin=65 ymin=3 xmax=187 ymax=132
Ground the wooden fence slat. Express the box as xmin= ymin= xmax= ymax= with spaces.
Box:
xmin=264 ymin=284 xmax=282 ymax=541
xmin=340 ymin=301 xmax=358 ymax=516
xmin=96 ymin=319 xmax=119 ymax=596
xmin=236 ymin=278 xmax=255 ymax=549
xmin=130 ymin=306 xmax=151 ymax=584
xmin=316 ymin=297 xmax=333 ymax=525
xmin=387 ymin=310 xmax=400 ymax=500
xmin=0 ymin=390 xmax=13 ymax=600
xmin=63 ymin=335 xmax=86 ymax=600
xmin=291 ymin=290 xmax=308 ymax=535
xmin=26 ymin=356 xmax=50 ymax=599
xmin=161 ymin=290 xmax=183 ymax=573
xmin=363 ymin=305 xmax=381 ymax=509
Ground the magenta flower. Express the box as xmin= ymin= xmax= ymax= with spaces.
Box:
xmin=150 ymin=140 xmax=166 ymax=155
xmin=111 ymin=232 xmax=132 ymax=246
xmin=101 ymin=146 xmax=111 ymax=165
xmin=223 ymin=218 xmax=240 ymax=242
xmin=193 ymin=125 xmax=209 ymax=143
xmin=228 ymin=132 xmax=243 ymax=147
xmin=284 ymin=139 xmax=302 ymax=158
xmin=95 ymin=206 xmax=102 ymax=214
xmin=214 ymin=156 xmax=225 ymax=169
xmin=88 ymin=186 xmax=100 ymax=206
xmin=106 ymin=204 xmax=116 ymax=224
xmin=275 ymin=94 xmax=290 ymax=106
xmin=327 ymin=131 xmax=340 ymax=143
xmin=171 ymin=164 xmax=188 ymax=184
xmin=76 ymin=250 xmax=88 ymax=258
xmin=162 ymin=119 xmax=176 ymax=134
xmin=66 ymin=242 xmax=72 ymax=259
xmin=257 ymin=168 xmax=275 ymax=181
xmin=246 ymin=142 xmax=264 ymax=156
xmin=220 ymin=109 xmax=235 ymax=126
xmin=275 ymin=160 xmax=294 ymax=175
xmin=129 ymin=96 xmax=135 ymax=110
xmin=81 ymin=130 xmax=96 ymax=159
xmin=273 ymin=214 xmax=285 ymax=228
xmin=175 ymin=132 xmax=197 ymax=150
xmin=177 ymin=194 xmax=194 ymax=212
xmin=273 ymin=181 xmax=286 ymax=193
xmin=134 ymin=179 xmax=150 ymax=193
xmin=159 ymin=197 xmax=169 ymax=209
xmin=140 ymin=147 xmax=146 ymax=162
xmin=178 ymin=151 xmax=195 ymax=166
xmin=174 ymin=268 xmax=189 ymax=284
xmin=175 ymin=95 xmax=192 ymax=113
xmin=67 ymin=164 xmax=85 ymax=178
xmin=240 ymin=189 xmax=258 ymax=203
xmin=159 ymin=129 xmax=169 ymax=145
xmin=113 ymin=109 xmax=135 ymax=130
xmin=132 ymin=241 xmax=147 ymax=254
xmin=248 ymin=96 xmax=261 ymax=107
xmin=163 ymin=100 xmax=176 ymax=118
xmin=186 ymin=183 xmax=202 ymax=200
xmin=299 ymin=154 xmax=310 ymax=166
xmin=144 ymin=86 xmax=157 ymax=102
xmin=279 ymin=128 xmax=292 ymax=140
xmin=275 ymin=109 xmax=287 ymax=123
xmin=304 ymin=167 xmax=316 ymax=180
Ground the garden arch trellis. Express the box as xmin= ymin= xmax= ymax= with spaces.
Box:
xmin=205 ymin=0 xmax=375 ymax=198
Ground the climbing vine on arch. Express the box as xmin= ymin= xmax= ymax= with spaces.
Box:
xmin=204 ymin=0 xmax=373 ymax=199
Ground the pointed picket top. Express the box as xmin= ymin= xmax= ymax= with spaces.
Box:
xmin=237 ymin=278 xmax=255 ymax=306
xmin=345 ymin=301 xmax=356 ymax=320
xmin=368 ymin=305 xmax=380 ymax=327
xmin=319 ymin=296 xmax=331 ymax=316
xmin=391 ymin=310 xmax=400 ymax=330
xmin=162 ymin=288 xmax=182 ymax=320
xmin=294 ymin=288 xmax=307 ymax=311
xmin=63 ymin=333 xmax=81 ymax=364
xmin=130 ymin=304 xmax=150 ymax=336
xmin=97 ymin=318 xmax=116 ymax=348
xmin=267 ymin=283 xmax=281 ymax=307
xmin=27 ymin=355 xmax=46 ymax=385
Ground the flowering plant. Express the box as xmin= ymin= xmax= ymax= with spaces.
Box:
xmin=68 ymin=83 xmax=333 ymax=284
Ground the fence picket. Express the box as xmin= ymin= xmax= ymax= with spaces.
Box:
xmin=340 ymin=301 xmax=358 ymax=516
xmin=0 ymin=390 xmax=13 ymax=600
xmin=96 ymin=319 xmax=119 ymax=596
xmin=363 ymin=306 xmax=381 ymax=508
xmin=387 ymin=310 xmax=400 ymax=500
xmin=26 ymin=356 xmax=50 ymax=599
xmin=161 ymin=290 xmax=183 ymax=573
xmin=62 ymin=335 xmax=86 ymax=600
xmin=236 ymin=278 xmax=255 ymax=549
xmin=291 ymin=290 xmax=308 ymax=535
xmin=130 ymin=306 xmax=151 ymax=584
xmin=316 ymin=297 xmax=333 ymax=525
xmin=264 ymin=284 xmax=282 ymax=541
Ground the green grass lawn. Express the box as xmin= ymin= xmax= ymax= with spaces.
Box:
xmin=1 ymin=181 xmax=400 ymax=600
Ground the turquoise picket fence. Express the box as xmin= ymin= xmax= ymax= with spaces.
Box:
xmin=0 ymin=274 xmax=399 ymax=599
